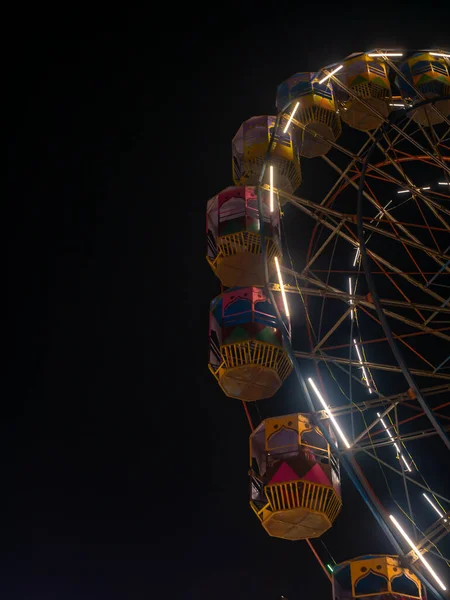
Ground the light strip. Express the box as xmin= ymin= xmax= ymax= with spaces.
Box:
xmin=274 ymin=256 xmax=290 ymax=317
xmin=353 ymin=340 xmax=372 ymax=393
xmin=318 ymin=64 xmax=343 ymax=85
xmin=348 ymin=277 xmax=353 ymax=320
xmin=371 ymin=200 xmax=392 ymax=223
xmin=283 ymin=102 xmax=300 ymax=133
xmin=430 ymin=52 xmax=450 ymax=58
xmin=269 ymin=165 xmax=274 ymax=212
xmin=368 ymin=52 xmax=403 ymax=57
xmin=377 ymin=412 xmax=412 ymax=471
xmin=307 ymin=378 xmax=351 ymax=448
xmin=423 ymin=493 xmax=445 ymax=518
xmin=397 ymin=189 xmax=410 ymax=194
xmin=421 ymin=186 xmax=431 ymax=190
xmin=401 ymin=454 xmax=412 ymax=472
xmin=438 ymin=182 xmax=449 ymax=185
xmin=353 ymin=247 xmax=360 ymax=266
xmin=389 ymin=515 xmax=447 ymax=591
xmin=390 ymin=103 xmax=405 ymax=107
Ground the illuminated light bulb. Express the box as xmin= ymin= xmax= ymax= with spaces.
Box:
xmin=318 ymin=64 xmax=343 ymax=85
xmin=274 ymin=256 xmax=289 ymax=318
xmin=269 ymin=165 xmax=274 ymax=212
xmin=430 ymin=52 xmax=450 ymax=58
xmin=283 ymin=102 xmax=300 ymax=133
xmin=389 ymin=515 xmax=447 ymax=591
xmin=423 ymin=493 xmax=444 ymax=518
xmin=307 ymin=378 xmax=351 ymax=448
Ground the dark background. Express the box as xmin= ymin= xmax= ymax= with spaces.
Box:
xmin=5 ymin=5 xmax=450 ymax=599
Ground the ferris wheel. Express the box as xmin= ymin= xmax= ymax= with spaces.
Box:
xmin=206 ymin=48 xmax=450 ymax=600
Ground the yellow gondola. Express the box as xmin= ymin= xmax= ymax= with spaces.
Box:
xmin=206 ymin=186 xmax=281 ymax=288
xmin=334 ymin=53 xmax=392 ymax=131
xmin=208 ymin=287 xmax=292 ymax=401
xmin=250 ymin=413 xmax=342 ymax=539
xmin=396 ymin=51 xmax=450 ymax=126
xmin=232 ymin=116 xmax=301 ymax=202
xmin=276 ymin=72 xmax=342 ymax=158
xmin=333 ymin=555 xmax=423 ymax=599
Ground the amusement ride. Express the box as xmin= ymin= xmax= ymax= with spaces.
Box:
xmin=205 ymin=49 xmax=450 ymax=599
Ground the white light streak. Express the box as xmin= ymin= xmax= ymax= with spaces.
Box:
xmin=269 ymin=165 xmax=274 ymax=212
xmin=368 ymin=52 xmax=403 ymax=57
xmin=371 ymin=200 xmax=392 ymax=224
xmin=318 ymin=64 xmax=343 ymax=85
xmin=389 ymin=515 xmax=447 ymax=591
xmin=353 ymin=247 xmax=360 ymax=266
xmin=283 ymin=102 xmax=300 ymax=133
xmin=389 ymin=103 xmax=405 ymax=107
xmin=354 ymin=339 xmax=372 ymax=393
xmin=397 ymin=189 xmax=410 ymax=194
xmin=421 ymin=186 xmax=431 ymax=190
xmin=274 ymin=256 xmax=289 ymax=318
xmin=377 ymin=412 xmax=412 ymax=472
xmin=430 ymin=52 xmax=450 ymax=59
xmin=401 ymin=454 xmax=412 ymax=472
xmin=423 ymin=493 xmax=445 ymax=518
xmin=438 ymin=182 xmax=449 ymax=185
xmin=307 ymin=378 xmax=351 ymax=448
xmin=348 ymin=277 xmax=354 ymax=320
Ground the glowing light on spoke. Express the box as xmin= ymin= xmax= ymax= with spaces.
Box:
xmin=353 ymin=340 xmax=372 ymax=393
xmin=318 ymin=64 xmax=343 ymax=85
xmin=400 ymin=454 xmax=412 ymax=472
xmin=269 ymin=165 xmax=274 ymax=212
xmin=307 ymin=378 xmax=350 ymax=448
xmin=377 ymin=412 xmax=412 ymax=472
xmin=430 ymin=52 xmax=450 ymax=58
xmin=390 ymin=103 xmax=405 ymax=107
xmin=283 ymin=102 xmax=300 ymax=133
xmin=348 ymin=277 xmax=354 ymax=320
xmin=389 ymin=515 xmax=447 ymax=591
xmin=397 ymin=189 xmax=410 ymax=194
xmin=353 ymin=247 xmax=360 ymax=266
xmin=421 ymin=186 xmax=431 ymax=190
xmin=274 ymin=256 xmax=289 ymax=318
xmin=368 ymin=52 xmax=403 ymax=57
xmin=438 ymin=182 xmax=449 ymax=185
xmin=423 ymin=493 xmax=445 ymax=519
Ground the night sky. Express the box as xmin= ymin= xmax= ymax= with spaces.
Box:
xmin=5 ymin=7 xmax=450 ymax=600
